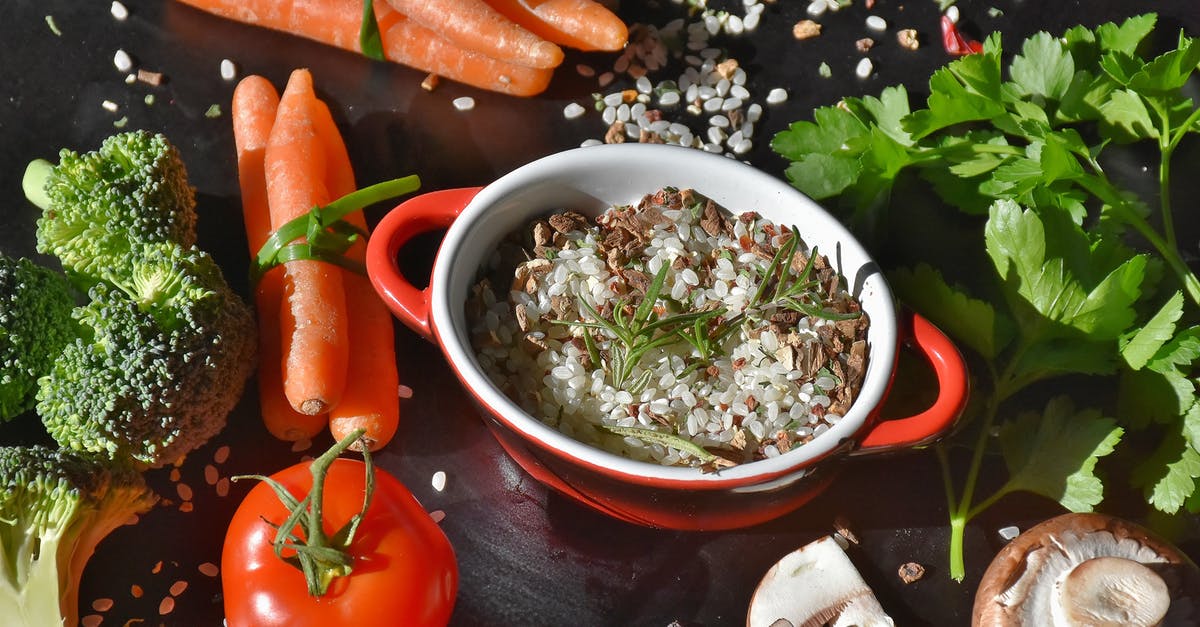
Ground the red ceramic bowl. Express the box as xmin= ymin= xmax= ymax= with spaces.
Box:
xmin=367 ymin=144 xmax=968 ymax=530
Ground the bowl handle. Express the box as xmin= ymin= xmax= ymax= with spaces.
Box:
xmin=854 ymin=311 xmax=969 ymax=454
xmin=366 ymin=187 xmax=482 ymax=341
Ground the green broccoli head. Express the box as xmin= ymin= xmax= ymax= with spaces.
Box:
xmin=0 ymin=445 xmax=158 ymax=626
xmin=0 ymin=254 xmax=79 ymax=420
xmin=26 ymin=131 xmax=197 ymax=282
xmin=37 ymin=245 xmax=257 ymax=468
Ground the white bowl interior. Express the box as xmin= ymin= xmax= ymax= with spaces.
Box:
xmin=431 ymin=144 xmax=897 ymax=483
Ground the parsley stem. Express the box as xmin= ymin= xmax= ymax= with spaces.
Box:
xmin=1156 ymin=104 xmax=1200 ymax=255
xmin=1076 ymin=174 xmax=1200 ymax=306
xmin=1150 ymin=98 xmax=1179 ymax=251
xmin=945 ymin=350 xmax=1017 ymax=582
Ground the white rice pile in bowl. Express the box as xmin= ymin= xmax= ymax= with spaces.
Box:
xmin=467 ymin=187 xmax=869 ymax=471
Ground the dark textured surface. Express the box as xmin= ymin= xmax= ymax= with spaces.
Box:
xmin=2 ymin=1 xmax=1199 ymax=625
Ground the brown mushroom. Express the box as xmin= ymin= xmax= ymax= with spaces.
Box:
xmin=973 ymin=513 xmax=1200 ymax=626
xmin=747 ymin=535 xmax=895 ymax=627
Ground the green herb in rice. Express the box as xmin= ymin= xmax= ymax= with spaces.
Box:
xmin=468 ymin=188 xmax=869 ymax=470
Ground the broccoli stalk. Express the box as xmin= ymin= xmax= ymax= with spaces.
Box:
xmin=0 ymin=446 xmax=157 ymax=626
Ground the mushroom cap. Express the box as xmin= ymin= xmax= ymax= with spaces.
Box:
xmin=748 ymin=535 xmax=894 ymax=627
xmin=972 ymin=513 xmax=1200 ymax=627
xmin=1057 ymin=556 xmax=1170 ymax=626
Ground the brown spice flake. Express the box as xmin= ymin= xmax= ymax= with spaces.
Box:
xmin=430 ymin=509 xmax=447 ymax=523
xmin=213 ymin=445 xmax=231 ymax=464
xmin=197 ymin=562 xmax=220 ymax=578
xmin=833 ymin=515 xmax=860 ymax=545
xmin=898 ymin=561 xmax=926 ymax=584
xmin=135 ymin=68 xmax=163 ymax=86
xmin=547 ymin=211 xmax=589 ymax=234
xmin=82 ymin=615 xmax=104 ymax=627
xmin=158 ymin=596 xmax=175 ymax=615
xmin=792 ymin=20 xmax=822 ymax=40
xmin=420 ymin=73 xmax=439 ymax=92
xmin=897 ymin=29 xmax=920 ymax=51
xmin=856 ymin=38 xmax=875 ymax=53
xmin=92 ymin=598 xmax=115 ymax=612
xmin=604 ymin=121 xmax=627 ymax=144
xmin=621 ymin=89 xmax=639 ymax=103
xmin=715 ymin=58 xmax=739 ymax=80
xmin=169 ymin=580 xmax=189 ymax=596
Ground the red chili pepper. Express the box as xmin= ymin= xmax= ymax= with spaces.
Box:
xmin=940 ymin=15 xmax=983 ymax=56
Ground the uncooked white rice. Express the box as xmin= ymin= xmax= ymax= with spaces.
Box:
xmin=468 ymin=188 xmax=868 ymax=469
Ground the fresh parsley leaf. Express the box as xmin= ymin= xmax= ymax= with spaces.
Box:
xmin=985 ymin=200 xmax=1146 ymax=340
xmin=889 ymin=264 xmax=1012 ymax=360
xmin=1133 ymin=404 xmax=1200 ymax=513
xmin=782 ymin=155 xmax=861 ymax=200
xmin=1128 ymin=35 xmax=1200 ymax=93
xmin=1148 ymin=326 xmax=1200 ymax=372
xmin=997 ymin=396 xmax=1123 ymax=513
xmin=770 ymin=106 xmax=869 ymax=159
xmin=1096 ymin=13 xmax=1158 ymax=55
xmin=1118 ymin=365 xmax=1196 ymax=430
xmin=1121 ymin=290 xmax=1184 ymax=369
xmin=1098 ymin=51 xmax=1146 ymax=86
xmin=855 ymin=85 xmax=914 ymax=147
xmin=1057 ymin=71 xmax=1114 ymax=122
xmin=904 ymin=61 xmax=1006 ymax=139
xmin=1009 ymin=32 xmax=1076 ymax=102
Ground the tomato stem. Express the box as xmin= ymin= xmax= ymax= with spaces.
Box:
xmin=233 ymin=428 xmax=375 ymax=597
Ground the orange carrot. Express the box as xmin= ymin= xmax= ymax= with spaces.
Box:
xmin=266 ymin=69 xmax=350 ymax=416
xmin=485 ymin=0 xmax=628 ymax=52
xmin=232 ymin=75 xmax=329 ymax=442
xmin=308 ymin=96 xmax=402 ymax=452
xmin=174 ymin=0 xmax=555 ymax=96
xmin=384 ymin=0 xmax=562 ymax=69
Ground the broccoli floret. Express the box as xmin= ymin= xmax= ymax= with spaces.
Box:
xmin=0 ymin=445 xmax=157 ymax=626
xmin=24 ymin=131 xmax=197 ymax=284
xmin=0 ymin=254 xmax=79 ymax=420
xmin=37 ymin=244 xmax=257 ymax=468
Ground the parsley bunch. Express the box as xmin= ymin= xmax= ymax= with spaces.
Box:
xmin=772 ymin=13 xmax=1200 ymax=581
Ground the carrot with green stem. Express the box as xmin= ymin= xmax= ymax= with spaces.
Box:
xmin=383 ymin=0 xmax=563 ymax=69
xmin=233 ymin=75 xmax=330 ymax=441
xmin=309 ymin=95 xmax=403 ymax=452
xmin=265 ymin=69 xmax=350 ymax=417
xmin=484 ymin=0 xmax=628 ymax=52
xmin=173 ymin=0 xmax=555 ymax=96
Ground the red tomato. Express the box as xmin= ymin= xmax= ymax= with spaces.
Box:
xmin=222 ymin=458 xmax=457 ymax=627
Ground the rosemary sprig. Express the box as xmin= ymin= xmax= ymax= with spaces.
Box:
xmin=558 ymin=263 xmax=724 ymax=387
xmin=600 ymin=424 xmax=717 ymax=463
xmin=553 ymin=226 xmax=860 ymax=391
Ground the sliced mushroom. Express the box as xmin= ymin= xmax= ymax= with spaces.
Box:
xmin=747 ymin=535 xmax=895 ymax=627
xmin=973 ymin=512 xmax=1200 ymax=626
